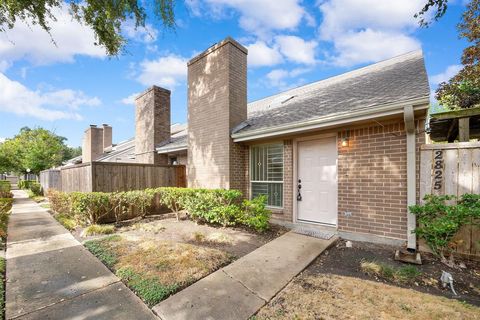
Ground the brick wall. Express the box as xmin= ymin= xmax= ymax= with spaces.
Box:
xmin=337 ymin=120 xmax=425 ymax=240
xmin=187 ymin=38 xmax=248 ymax=189
xmin=82 ymin=125 xmax=104 ymax=163
xmin=270 ymin=140 xmax=293 ymax=221
xmin=177 ymin=154 xmax=188 ymax=165
xmin=135 ymin=86 xmax=170 ymax=165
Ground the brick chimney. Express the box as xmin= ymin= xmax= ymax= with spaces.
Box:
xmin=187 ymin=37 xmax=248 ymax=189
xmin=82 ymin=125 xmax=104 ymax=163
xmin=135 ymin=86 xmax=170 ymax=164
xmin=102 ymin=124 xmax=112 ymax=151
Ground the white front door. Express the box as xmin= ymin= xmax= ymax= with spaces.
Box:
xmin=297 ymin=136 xmax=338 ymax=225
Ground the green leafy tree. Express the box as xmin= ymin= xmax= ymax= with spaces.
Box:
xmin=415 ymin=0 xmax=450 ymax=26
xmin=0 ymin=127 xmax=78 ymax=174
xmin=62 ymin=146 xmax=82 ymax=162
xmin=417 ymin=0 xmax=479 ymax=109
xmin=0 ymin=0 xmax=175 ymax=56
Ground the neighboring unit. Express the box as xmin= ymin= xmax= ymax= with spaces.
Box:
xmin=64 ymin=37 xmax=431 ymax=246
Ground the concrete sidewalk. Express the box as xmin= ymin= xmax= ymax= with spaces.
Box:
xmin=6 ymin=190 xmax=157 ymax=320
xmin=154 ymin=231 xmax=336 ymax=320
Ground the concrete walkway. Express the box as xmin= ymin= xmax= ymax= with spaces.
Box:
xmin=5 ymin=190 xmax=157 ymax=320
xmin=154 ymin=231 xmax=337 ymax=320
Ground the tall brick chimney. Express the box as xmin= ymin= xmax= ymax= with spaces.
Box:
xmin=135 ymin=86 xmax=170 ymax=164
xmin=187 ymin=37 xmax=248 ymax=189
xmin=102 ymin=124 xmax=112 ymax=151
xmin=82 ymin=125 xmax=104 ymax=163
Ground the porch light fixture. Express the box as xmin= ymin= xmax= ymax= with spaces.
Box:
xmin=341 ymin=129 xmax=351 ymax=147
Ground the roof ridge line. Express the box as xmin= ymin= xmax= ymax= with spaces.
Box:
xmin=247 ymin=50 xmax=423 ymax=107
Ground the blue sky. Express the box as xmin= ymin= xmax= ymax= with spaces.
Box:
xmin=0 ymin=0 xmax=469 ymax=147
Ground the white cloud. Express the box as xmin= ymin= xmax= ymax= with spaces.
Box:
xmin=265 ymin=67 xmax=310 ymax=89
xmin=0 ymin=5 xmax=105 ymax=68
xmin=123 ymin=21 xmax=158 ymax=44
xmin=0 ymin=138 xmax=5 ymax=143
xmin=318 ymin=0 xmax=424 ymax=66
xmin=245 ymin=41 xmax=283 ymax=67
xmin=0 ymin=73 xmax=100 ymax=120
xmin=331 ymin=29 xmax=421 ymax=66
xmin=121 ymin=92 xmax=140 ymax=105
xmin=275 ymin=35 xmax=318 ymax=65
xmin=137 ymin=54 xmax=188 ymax=88
xmin=429 ymin=64 xmax=462 ymax=85
xmin=186 ymin=0 xmax=309 ymax=38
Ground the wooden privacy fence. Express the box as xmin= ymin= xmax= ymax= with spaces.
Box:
xmin=39 ymin=169 xmax=62 ymax=192
xmin=47 ymin=162 xmax=186 ymax=193
xmin=420 ymin=142 xmax=480 ymax=258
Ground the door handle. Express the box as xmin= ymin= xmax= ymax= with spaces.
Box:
xmin=297 ymin=179 xmax=302 ymax=201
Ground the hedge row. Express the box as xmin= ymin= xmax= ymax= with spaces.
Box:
xmin=47 ymin=187 xmax=271 ymax=232
xmin=0 ymin=198 xmax=12 ymax=215
xmin=0 ymin=181 xmax=10 ymax=193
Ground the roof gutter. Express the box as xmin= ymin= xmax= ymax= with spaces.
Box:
xmin=231 ymin=97 xmax=429 ymax=142
xmin=156 ymin=145 xmax=188 ymax=154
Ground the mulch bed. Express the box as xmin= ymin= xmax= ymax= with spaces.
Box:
xmin=305 ymin=239 xmax=480 ymax=306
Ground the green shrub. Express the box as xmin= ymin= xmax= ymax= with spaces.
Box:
xmin=0 ymin=198 xmax=13 ymax=213
xmin=182 ymin=189 xmax=243 ymax=226
xmin=18 ymin=180 xmax=37 ymax=190
xmin=242 ymin=195 xmax=271 ymax=232
xmin=71 ymin=192 xmax=114 ymax=225
xmin=29 ymin=182 xmax=42 ymax=196
xmin=47 ymin=187 xmax=271 ymax=232
xmin=157 ymin=187 xmax=195 ymax=220
xmin=0 ymin=181 xmax=11 ymax=192
xmin=410 ymin=194 xmax=480 ymax=259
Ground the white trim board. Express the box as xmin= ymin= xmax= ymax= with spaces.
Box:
xmin=232 ymin=99 xmax=429 ymax=142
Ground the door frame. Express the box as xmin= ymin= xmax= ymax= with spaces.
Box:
xmin=292 ymin=132 xmax=339 ymax=227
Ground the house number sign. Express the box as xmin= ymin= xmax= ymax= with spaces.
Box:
xmin=433 ymin=150 xmax=444 ymax=190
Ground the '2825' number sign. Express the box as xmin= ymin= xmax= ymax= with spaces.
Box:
xmin=433 ymin=150 xmax=444 ymax=190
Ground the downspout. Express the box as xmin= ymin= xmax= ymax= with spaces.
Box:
xmin=403 ymin=106 xmax=416 ymax=251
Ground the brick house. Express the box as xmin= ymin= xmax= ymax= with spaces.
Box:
xmin=77 ymin=37 xmax=430 ymax=247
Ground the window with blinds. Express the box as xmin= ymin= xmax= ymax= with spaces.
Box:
xmin=250 ymin=143 xmax=284 ymax=208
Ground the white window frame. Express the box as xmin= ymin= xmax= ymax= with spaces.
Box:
xmin=249 ymin=142 xmax=284 ymax=209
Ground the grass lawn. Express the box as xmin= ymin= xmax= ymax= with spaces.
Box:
xmin=84 ymin=235 xmax=233 ymax=306
xmin=254 ymin=274 xmax=480 ymax=320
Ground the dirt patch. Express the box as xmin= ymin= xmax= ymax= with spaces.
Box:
xmin=306 ymin=240 xmax=480 ymax=306
xmin=255 ymin=274 xmax=480 ymax=320
xmin=79 ymin=216 xmax=288 ymax=258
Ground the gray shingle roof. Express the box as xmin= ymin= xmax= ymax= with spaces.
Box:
xmin=63 ymin=124 xmax=187 ymax=165
xmin=156 ymin=131 xmax=187 ymax=153
xmin=233 ymin=50 xmax=430 ymax=136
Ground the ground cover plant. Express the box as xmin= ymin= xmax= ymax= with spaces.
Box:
xmin=47 ymin=187 xmax=271 ymax=232
xmin=82 ymin=224 xmax=115 ymax=236
xmin=360 ymin=260 xmax=422 ymax=283
xmin=84 ymin=235 xmax=232 ymax=306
